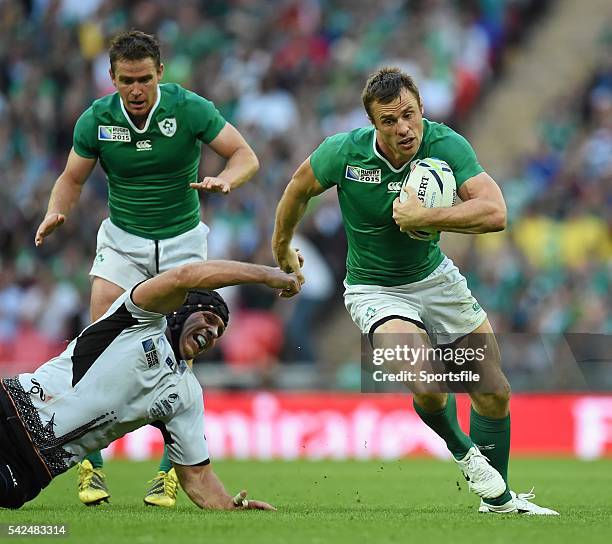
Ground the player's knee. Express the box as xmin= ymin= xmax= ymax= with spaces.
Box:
xmin=472 ymin=388 xmax=511 ymax=417
xmin=491 ymin=388 xmax=511 ymax=412
xmin=414 ymin=393 xmax=447 ymax=412
xmin=497 ymin=378 xmax=512 ymax=405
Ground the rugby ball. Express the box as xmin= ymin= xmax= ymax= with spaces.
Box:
xmin=399 ymin=158 xmax=457 ymax=240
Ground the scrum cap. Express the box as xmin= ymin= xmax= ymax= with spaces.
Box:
xmin=166 ymin=290 xmax=229 ymax=356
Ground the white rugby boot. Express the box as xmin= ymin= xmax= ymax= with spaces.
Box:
xmin=478 ymin=488 xmax=559 ymax=515
xmin=455 ymin=445 xmax=507 ymax=499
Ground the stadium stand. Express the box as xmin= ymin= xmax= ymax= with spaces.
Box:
xmin=0 ymin=1 xmax=608 ymax=388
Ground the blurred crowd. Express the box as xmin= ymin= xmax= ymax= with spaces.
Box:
xmin=0 ymin=0 xmax=608 ymax=383
xmin=454 ymin=38 xmax=612 ymax=386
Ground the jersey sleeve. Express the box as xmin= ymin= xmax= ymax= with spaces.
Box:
xmin=163 ymin=377 xmax=209 ymax=466
xmin=119 ymin=287 xmax=167 ymax=332
xmin=185 ymin=92 xmax=227 ymax=144
xmin=309 ymin=134 xmax=346 ymax=189
xmin=430 ymin=129 xmax=484 ymax=188
xmin=72 ymin=107 xmax=99 ymax=159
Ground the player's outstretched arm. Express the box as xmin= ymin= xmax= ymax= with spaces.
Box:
xmin=35 ymin=149 xmax=97 ymax=246
xmin=174 ymin=463 xmax=276 ymax=511
xmin=272 ymin=157 xmax=327 ymax=285
xmin=189 ymin=123 xmax=259 ymax=194
xmin=392 ymin=172 xmax=506 ymax=234
xmin=132 ymin=260 xmax=301 ymax=315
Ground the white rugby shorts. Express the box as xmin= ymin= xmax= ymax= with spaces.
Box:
xmin=344 ymin=257 xmax=487 ymax=346
xmin=89 ymin=218 xmax=209 ymax=290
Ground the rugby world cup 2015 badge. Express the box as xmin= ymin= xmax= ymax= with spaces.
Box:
xmin=345 ymin=165 xmax=381 ymax=184
xmin=158 ymin=117 xmax=177 ymax=137
xmin=98 ymin=125 xmax=131 ymax=142
xmin=142 ymin=338 xmax=159 ymax=368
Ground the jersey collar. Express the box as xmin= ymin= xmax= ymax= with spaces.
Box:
xmin=371 ymin=127 xmax=419 ymax=174
xmin=119 ymin=85 xmax=161 ymax=134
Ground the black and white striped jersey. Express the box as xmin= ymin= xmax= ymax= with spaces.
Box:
xmin=1 ymin=290 xmax=209 ymax=478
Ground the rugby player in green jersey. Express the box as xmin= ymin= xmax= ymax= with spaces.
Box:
xmin=34 ymin=31 xmax=259 ymax=508
xmin=272 ymin=67 xmax=558 ymax=515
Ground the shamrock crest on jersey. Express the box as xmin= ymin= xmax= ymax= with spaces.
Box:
xmin=309 ymin=120 xmax=484 ymax=286
xmin=72 ymin=83 xmax=227 ymax=239
xmin=158 ymin=117 xmax=177 ymax=137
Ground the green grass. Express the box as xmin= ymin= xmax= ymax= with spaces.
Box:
xmin=1 ymin=459 xmax=611 ymax=543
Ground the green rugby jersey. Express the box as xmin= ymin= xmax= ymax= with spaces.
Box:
xmin=73 ymin=83 xmax=226 ymax=239
xmin=310 ymin=118 xmax=484 ymax=286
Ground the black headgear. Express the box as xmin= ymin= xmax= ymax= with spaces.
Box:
xmin=166 ymin=290 xmax=229 ymax=358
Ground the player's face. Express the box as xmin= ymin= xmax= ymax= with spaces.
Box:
xmin=110 ymin=57 xmax=163 ymax=118
xmin=178 ymin=311 xmax=226 ymax=360
xmin=370 ymin=89 xmax=424 ymax=166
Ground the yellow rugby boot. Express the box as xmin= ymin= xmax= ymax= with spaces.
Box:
xmin=77 ymin=460 xmax=110 ymax=506
xmin=143 ymin=468 xmax=179 ymax=507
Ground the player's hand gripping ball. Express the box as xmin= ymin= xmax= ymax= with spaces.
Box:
xmin=399 ymin=158 xmax=457 ymax=240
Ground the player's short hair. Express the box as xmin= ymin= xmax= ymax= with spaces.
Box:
xmin=361 ymin=67 xmax=422 ymax=120
xmin=109 ymin=30 xmax=161 ymax=73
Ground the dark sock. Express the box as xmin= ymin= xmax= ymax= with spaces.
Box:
xmin=158 ymin=447 xmax=172 ymax=473
xmin=84 ymin=451 xmax=104 ymax=469
xmin=470 ymin=407 xmax=512 ymax=505
xmin=413 ymin=394 xmax=473 ymax=460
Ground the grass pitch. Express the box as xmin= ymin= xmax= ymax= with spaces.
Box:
xmin=1 ymin=459 xmax=610 ymax=543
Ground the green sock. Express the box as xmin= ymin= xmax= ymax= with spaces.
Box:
xmin=470 ymin=407 xmax=512 ymax=505
xmin=158 ymin=447 xmax=172 ymax=473
xmin=84 ymin=450 xmax=104 ymax=469
xmin=413 ymin=394 xmax=473 ymax=460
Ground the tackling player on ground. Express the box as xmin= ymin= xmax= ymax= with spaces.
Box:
xmin=272 ymin=67 xmax=558 ymax=515
xmin=34 ymin=31 xmax=259 ymax=507
xmin=0 ymin=259 xmax=301 ymax=510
